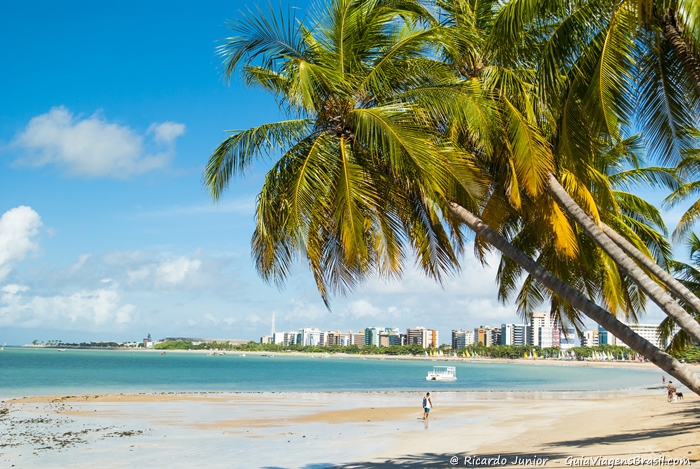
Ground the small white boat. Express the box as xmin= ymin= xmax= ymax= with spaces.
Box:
xmin=426 ymin=366 xmax=457 ymax=381
xmin=57 ymin=348 xmax=67 ymax=352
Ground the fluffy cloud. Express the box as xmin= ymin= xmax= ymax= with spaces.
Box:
xmin=12 ymin=106 xmax=185 ymax=178
xmin=0 ymin=283 xmax=136 ymax=329
xmin=0 ymin=206 xmax=42 ymax=281
xmin=147 ymin=122 xmax=186 ymax=144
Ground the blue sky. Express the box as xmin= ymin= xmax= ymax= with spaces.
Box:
xmin=0 ymin=0 xmax=677 ymax=345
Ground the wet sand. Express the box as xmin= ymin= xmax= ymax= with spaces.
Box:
xmin=1 ymin=390 xmax=699 ymax=468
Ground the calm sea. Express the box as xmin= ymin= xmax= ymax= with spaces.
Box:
xmin=0 ymin=348 xmax=660 ymax=398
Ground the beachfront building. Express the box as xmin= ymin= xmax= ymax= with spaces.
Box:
xmin=352 ymin=331 xmax=365 ymax=348
xmin=389 ymin=333 xmax=406 ymax=346
xmin=527 ymin=312 xmax=561 ymax=348
xmin=560 ymin=327 xmax=576 ymax=351
xmin=501 ymin=324 xmax=527 ymax=346
xmin=598 ymin=326 xmax=619 ymax=346
xmin=260 ymin=335 xmax=273 ymax=344
xmin=625 ymin=323 xmax=665 ymax=349
xmin=364 ymin=327 xmax=382 ymax=347
xmin=319 ymin=332 xmax=329 ymax=347
xmin=297 ymin=328 xmax=322 ymax=346
xmin=325 ymin=331 xmax=351 ymax=346
xmin=581 ymin=329 xmax=599 ymax=347
xmin=452 ymin=329 xmax=474 ymax=349
xmin=283 ymin=332 xmax=298 ymax=346
xmin=406 ymin=327 xmax=438 ymax=348
xmin=366 ymin=327 xmax=400 ymax=347
xmin=378 ymin=332 xmax=390 ymax=347
xmin=474 ymin=326 xmax=499 ymax=346
xmin=272 ymin=332 xmax=286 ymax=345
xmin=490 ymin=328 xmax=502 ymax=346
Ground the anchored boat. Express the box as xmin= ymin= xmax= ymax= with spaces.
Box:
xmin=426 ymin=366 xmax=457 ymax=381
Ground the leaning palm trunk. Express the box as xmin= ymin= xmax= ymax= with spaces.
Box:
xmin=546 ymin=174 xmax=700 ymax=344
xmin=659 ymin=9 xmax=700 ymax=96
xmin=602 ymin=221 xmax=700 ymax=333
xmin=448 ymin=202 xmax=700 ymax=395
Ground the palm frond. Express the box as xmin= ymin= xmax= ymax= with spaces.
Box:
xmin=205 ymin=119 xmax=313 ymax=200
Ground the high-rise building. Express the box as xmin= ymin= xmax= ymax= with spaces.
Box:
xmin=625 ymin=323 xmax=665 ymax=349
xmin=297 ymin=328 xmax=321 ymax=346
xmin=406 ymin=327 xmax=438 ymax=348
xmin=260 ymin=335 xmax=273 ymax=344
xmin=282 ymin=331 xmax=297 ymax=346
xmin=527 ymin=312 xmax=560 ymax=347
xmin=598 ymin=325 xmax=619 ymax=346
xmin=273 ymin=332 xmax=286 ymax=345
xmin=352 ymin=331 xmax=365 ymax=348
xmin=474 ymin=326 xmax=498 ymax=346
xmin=319 ymin=331 xmax=328 ymax=347
xmin=560 ymin=327 xmax=576 ymax=351
xmin=489 ymin=328 xmax=502 ymax=346
xmin=501 ymin=324 xmax=527 ymax=346
xmin=378 ymin=332 xmax=390 ymax=347
xmin=581 ymin=329 xmax=599 ymax=347
xmin=364 ymin=327 xmax=384 ymax=347
xmin=452 ymin=329 xmax=474 ymax=349
xmin=389 ymin=333 xmax=405 ymax=346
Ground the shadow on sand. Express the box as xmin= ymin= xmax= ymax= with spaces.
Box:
xmin=262 ymin=401 xmax=700 ymax=469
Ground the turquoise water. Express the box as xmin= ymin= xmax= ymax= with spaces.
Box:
xmin=0 ymin=348 xmax=660 ymax=398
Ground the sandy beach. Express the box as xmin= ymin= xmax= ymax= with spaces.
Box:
xmin=1 ymin=389 xmax=698 ymax=468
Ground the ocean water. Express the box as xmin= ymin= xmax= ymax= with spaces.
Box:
xmin=0 ymin=348 xmax=660 ymax=398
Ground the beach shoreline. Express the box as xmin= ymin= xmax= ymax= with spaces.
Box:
xmin=1 ymin=390 xmax=698 ymax=468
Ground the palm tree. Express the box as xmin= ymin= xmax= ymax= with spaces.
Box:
xmin=205 ymin=0 xmax=700 ymax=393
xmin=434 ymin=0 xmax=678 ymax=332
xmin=206 ymin=0 xmax=474 ymax=304
xmin=484 ymin=0 xmax=700 ymax=342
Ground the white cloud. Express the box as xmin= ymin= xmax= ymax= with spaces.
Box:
xmin=0 ymin=206 xmax=42 ymax=281
xmin=147 ymin=122 xmax=186 ymax=144
xmin=283 ymin=298 xmax=327 ymax=322
xmin=155 ymin=257 xmax=202 ymax=285
xmin=12 ymin=106 xmax=185 ymax=178
xmin=345 ymin=299 xmax=382 ymax=318
xmin=0 ymin=283 xmax=136 ymax=329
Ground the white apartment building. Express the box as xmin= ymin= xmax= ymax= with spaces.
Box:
xmin=272 ymin=332 xmax=286 ymax=345
xmin=297 ymin=328 xmax=321 ymax=346
xmin=626 ymin=323 xmax=665 ymax=349
xmin=527 ymin=312 xmax=561 ymax=348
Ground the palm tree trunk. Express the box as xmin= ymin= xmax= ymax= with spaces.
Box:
xmin=448 ymin=201 xmax=700 ymax=395
xmin=546 ymin=174 xmax=700 ymax=344
xmin=659 ymin=9 xmax=700 ymax=96
xmin=602 ymin=221 xmax=700 ymax=332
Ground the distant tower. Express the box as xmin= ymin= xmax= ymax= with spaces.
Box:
xmin=271 ymin=312 xmax=275 ymax=336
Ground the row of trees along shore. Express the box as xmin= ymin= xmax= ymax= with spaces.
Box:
xmin=204 ymin=0 xmax=700 ymax=393
xmin=154 ymin=340 xmax=700 ymax=362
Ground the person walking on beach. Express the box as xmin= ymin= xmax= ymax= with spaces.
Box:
xmin=662 ymin=376 xmax=666 ymax=385
xmin=422 ymin=392 xmax=433 ymax=420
